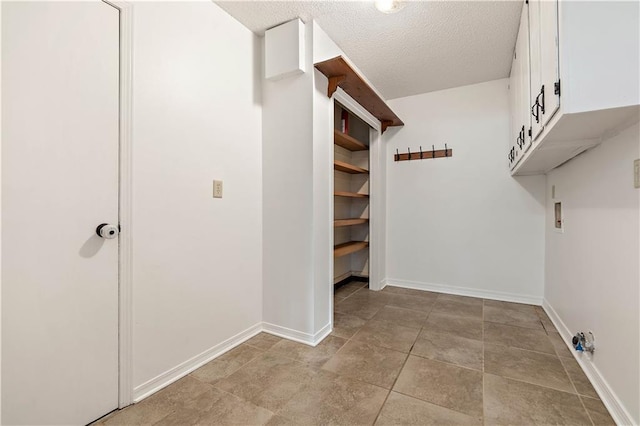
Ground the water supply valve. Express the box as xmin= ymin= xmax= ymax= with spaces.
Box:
xmin=572 ymin=331 xmax=595 ymax=354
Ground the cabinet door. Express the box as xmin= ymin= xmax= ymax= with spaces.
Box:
xmin=509 ymin=48 xmax=519 ymax=169
xmin=518 ymin=3 xmax=532 ymax=153
xmin=528 ymin=0 xmax=543 ymax=141
xmin=539 ymin=0 xmax=560 ymax=126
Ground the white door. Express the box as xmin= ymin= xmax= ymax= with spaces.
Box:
xmin=2 ymin=1 xmax=120 ymax=424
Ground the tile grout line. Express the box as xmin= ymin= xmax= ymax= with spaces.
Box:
xmin=482 ymin=318 xmax=546 ymax=332
xmin=578 ymin=396 xmax=597 ymax=426
xmin=483 ymin=370 xmax=602 ymax=400
xmin=483 ymin=340 xmax=567 ymax=358
xmin=372 ymin=296 xmax=481 ymax=424
xmin=211 ymin=384 xmax=279 ymax=419
xmin=408 ymin=351 xmax=484 ymax=373
xmin=398 ymin=301 xmax=486 ymax=422
xmin=558 ymin=352 xmax=596 ymax=426
xmin=334 ymin=280 xmax=368 ymax=303
xmin=371 ymin=318 xmax=421 ymax=425
xmin=388 ymin=388 xmax=483 ymax=421
xmin=371 ymin=287 xmax=433 ymax=424
xmin=329 ymin=286 xmax=423 ymax=408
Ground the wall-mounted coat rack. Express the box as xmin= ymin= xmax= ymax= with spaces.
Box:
xmin=394 ymin=144 xmax=453 ymax=162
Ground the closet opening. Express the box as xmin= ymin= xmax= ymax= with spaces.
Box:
xmin=333 ymin=102 xmax=372 ymax=298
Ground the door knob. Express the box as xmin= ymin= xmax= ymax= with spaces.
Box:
xmin=96 ymin=223 xmax=119 ymax=239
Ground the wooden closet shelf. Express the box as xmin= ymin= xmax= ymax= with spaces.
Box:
xmin=315 ymin=56 xmax=404 ymax=133
xmin=334 ymin=129 xmax=368 ymax=151
xmin=334 ymin=191 xmax=369 ymax=198
xmin=334 ymin=160 xmax=368 ymax=174
xmin=334 ymin=241 xmax=369 ymax=258
xmin=334 ymin=218 xmax=369 ymax=227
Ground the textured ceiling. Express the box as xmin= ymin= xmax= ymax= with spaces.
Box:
xmin=215 ymin=1 xmax=523 ymax=100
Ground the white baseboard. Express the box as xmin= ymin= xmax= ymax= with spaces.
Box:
xmin=133 ymin=322 xmax=262 ymax=403
xmin=333 ymin=271 xmax=370 ymax=285
xmin=385 ymin=278 xmax=543 ymax=306
xmin=543 ymin=299 xmax=635 ymax=426
xmin=262 ymin=321 xmax=332 ymax=347
xmin=333 ymin=271 xmax=353 ymax=284
xmin=369 ymin=279 xmax=387 ymax=292
xmin=132 ymin=320 xmax=333 ymax=404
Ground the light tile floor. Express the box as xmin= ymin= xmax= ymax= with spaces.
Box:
xmin=96 ymin=282 xmax=615 ymax=425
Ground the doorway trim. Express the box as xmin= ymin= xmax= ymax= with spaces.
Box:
xmin=332 ymin=88 xmax=385 ymax=291
xmin=103 ymin=0 xmax=134 ymax=408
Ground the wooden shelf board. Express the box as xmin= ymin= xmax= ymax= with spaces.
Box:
xmin=334 ymin=191 xmax=369 ymax=198
xmin=334 ymin=218 xmax=369 ymax=227
xmin=334 ymin=241 xmax=369 ymax=258
xmin=334 ymin=160 xmax=368 ymax=174
xmin=334 ymin=129 xmax=368 ymax=151
xmin=315 ymin=56 xmax=404 ymax=132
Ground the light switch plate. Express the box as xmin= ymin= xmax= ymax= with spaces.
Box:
xmin=213 ymin=180 xmax=223 ymax=198
xmin=634 ymin=159 xmax=639 ymax=189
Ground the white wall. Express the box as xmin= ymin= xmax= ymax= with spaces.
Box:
xmin=311 ymin=25 xmax=335 ymax=336
xmin=132 ymin=1 xmax=263 ymax=393
xmin=385 ymin=79 xmax=546 ymax=303
xmin=261 ymin=20 xmax=340 ymax=343
xmin=544 ymin=122 xmax=640 ymax=424
xmin=262 ymin=21 xmax=315 ymax=339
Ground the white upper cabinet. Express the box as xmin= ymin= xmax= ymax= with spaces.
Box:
xmin=510 ymin=0 xmax=639 ymax=175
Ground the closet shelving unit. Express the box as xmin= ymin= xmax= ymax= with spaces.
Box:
xmin=333 ymin=105 xmax=371 ymax=283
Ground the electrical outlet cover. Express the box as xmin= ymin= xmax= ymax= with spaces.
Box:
xmin=213 ymin=180 xmax=223 ymax=198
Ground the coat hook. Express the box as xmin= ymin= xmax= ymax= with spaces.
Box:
xmin=407 ymin=147 xmax=411 ymax=161
xmin=395 ymin=148 xmax=399 ymax=162
xmin=432 ymin=145 xmax=436 ymax=159
xmin=445 ymin=143 xmax=448 ymax=157
xmin=419 ymin=146 xmax=423 ymax=159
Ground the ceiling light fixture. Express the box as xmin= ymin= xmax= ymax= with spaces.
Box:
xmin=375 ymin=0 xmax=405 ymax=14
